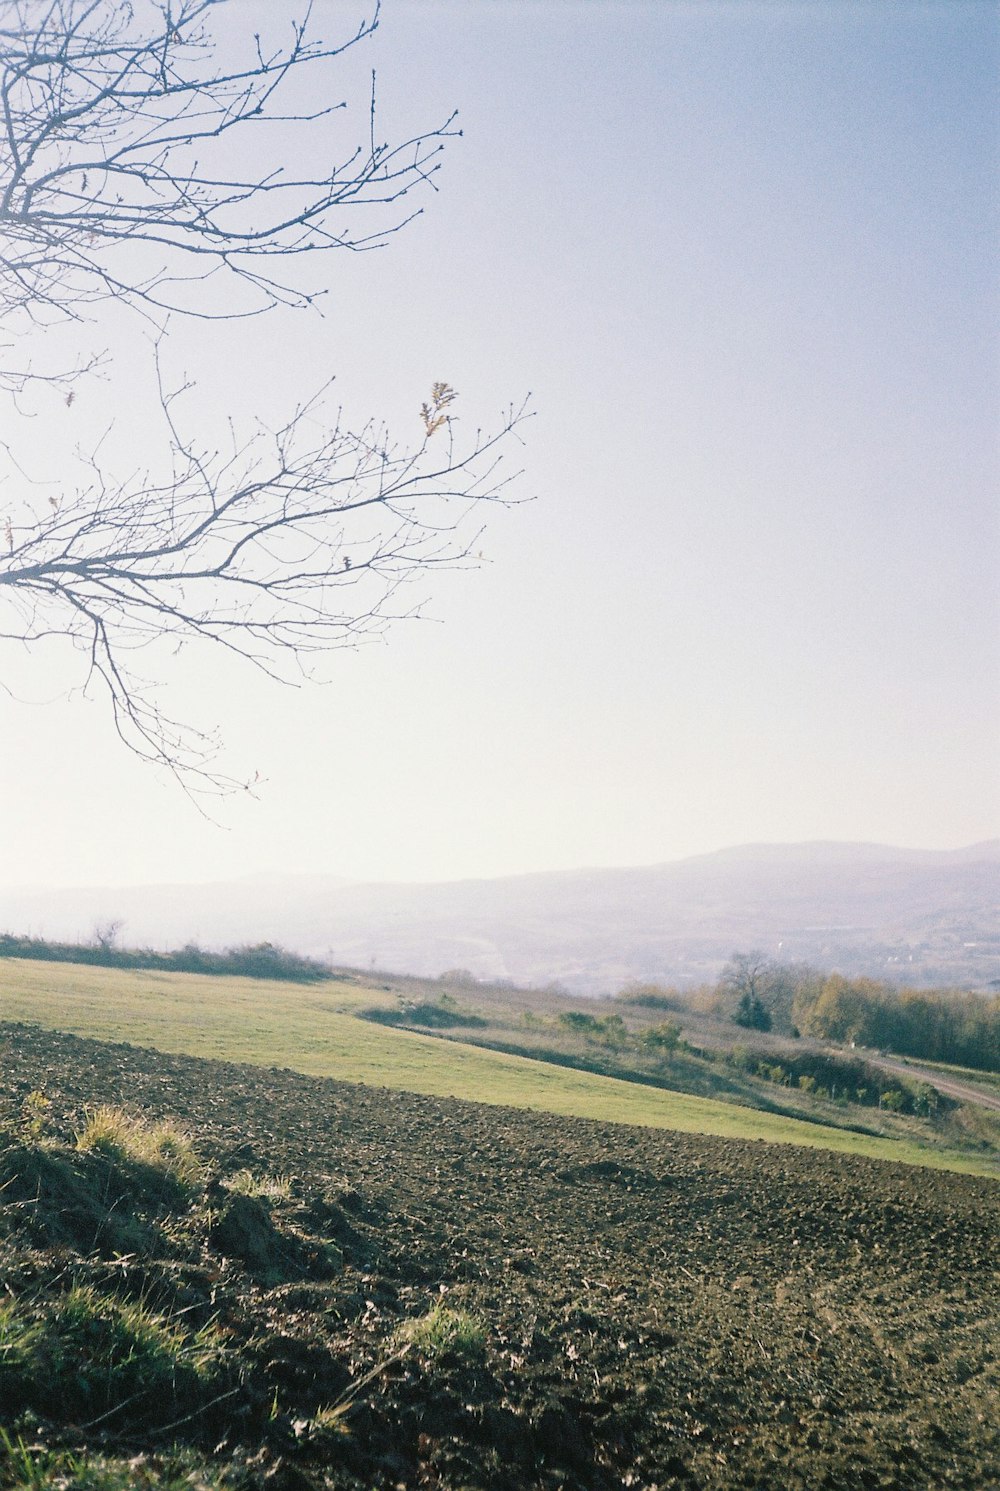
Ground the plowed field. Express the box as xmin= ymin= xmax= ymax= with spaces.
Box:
xmin=2 ymin=1022 xmax=998 ymax=1490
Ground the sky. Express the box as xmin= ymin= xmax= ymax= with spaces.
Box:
xmin=0 ymin=0 xmax=997 ymax=890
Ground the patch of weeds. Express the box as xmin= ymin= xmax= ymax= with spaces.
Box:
xmin=18 ymin=1091 xmax=51 ymax=1142
xmin=0 ymin=1140 xmax=147 ymax=1254
xmin=209 ymin=1189 xmax=344 ymax=1282
xmin=226 ymin=1168 xmax=292 ymax=1202
xmin=0 ymin=1431 xmax=232 ymax=1488
xmin=76 ymin=1107 xmax=202 ymax=1194
xmin=307 ymin=1401 xmax=353 ymax=1438
xmin=305 ymin=1338 xmax=417 ymax=1441
xmin=0 ymin=1313 xmax=45 ymax=1399
xmin=399 ymin=1304 xmax=487 ymax=1363
xmin=0 ymin=1285 xmax=224 ymax=1426
xmin=0 ymin=1429 xmax=76 ymax=1491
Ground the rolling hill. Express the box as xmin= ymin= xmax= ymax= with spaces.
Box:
xmin=1 ymin=840 xmax=997 ymax=994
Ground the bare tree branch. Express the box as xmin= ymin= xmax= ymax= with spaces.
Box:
xmin=0 ymin=370 xmax=531 ymax=793
xmin=0 ymin=1 xmax=530 ymax=796
xmin=0 ymin=0 xmax=458 ymax=328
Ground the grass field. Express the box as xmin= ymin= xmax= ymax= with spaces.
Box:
xmin=2 ymin=958 xmax=997 ymax=1178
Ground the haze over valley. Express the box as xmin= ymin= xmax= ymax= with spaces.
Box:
xmin=4 ymin=839 xmax=997 ymax=995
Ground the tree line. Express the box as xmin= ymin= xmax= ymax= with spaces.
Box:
xmin=625 ymin=951 xmax=1000 ymax=1074
xmin=792 ymin=973 xmax=1000 ymax=1073
xmin=0 ymin=933 xmax=330 ymax=984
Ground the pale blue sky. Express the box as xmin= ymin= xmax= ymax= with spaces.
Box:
xmin=0 ymin=0 xmax=997 ymax=888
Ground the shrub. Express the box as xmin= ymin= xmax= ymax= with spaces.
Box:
xmin=596 ymin=1014 xmax=628 ymax=1047
xmin=911 ymin=1082 xmax=940 ymax=1117
xmin=360 ymin=1000 xmax=487 ymax=1030
xmin=640 ymin=1020 xmax=683 ymax=1052
xmin=729 ymin=1049 xmax=949 ymax=1116
xmin=734 ymin=991 xmax=772 ymax=1031
xmin=556 ymin=1011 xmax=634 ymax=1047
xmin=616 ymin=983 xmax=685 ymax=1012
xmin=0 ymin=932 xmax=331 ymax=982
xmin=793 ymin=973 xmax=1000 ymax=1073
xmin=558 ymin=1011 xmax=600 ymax=1034
xmin=760 ymin=1063 xmax=787 ymax=1085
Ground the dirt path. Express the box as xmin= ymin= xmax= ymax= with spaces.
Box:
xmin=864 ymin=1052 xmax=1000 ymax=1111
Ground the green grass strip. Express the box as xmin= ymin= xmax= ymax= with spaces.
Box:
xmin=1 ymin=960 xmax=996 ymax=1179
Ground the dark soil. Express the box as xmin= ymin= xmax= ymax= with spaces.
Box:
xmin=1 ymin=1022 xmax=998 ymax=1490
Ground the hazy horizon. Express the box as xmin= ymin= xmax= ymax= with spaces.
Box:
xmin=3 ymin=833 xmax=998 ymax=896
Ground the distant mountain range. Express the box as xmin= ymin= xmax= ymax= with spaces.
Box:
xmin=2 ymin=841 xmax=998 ymax=995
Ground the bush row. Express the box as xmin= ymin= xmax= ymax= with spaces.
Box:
xmin=0 ymin=933 xmax=331 ymax=983
xmin=725 ymin=1045 xmax=947 ymax=1116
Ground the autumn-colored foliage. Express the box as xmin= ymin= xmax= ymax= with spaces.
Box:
xmin=793 ymin=972 xmax=1000 ymax=1072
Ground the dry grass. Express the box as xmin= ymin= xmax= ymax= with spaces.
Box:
xmin=75 ymin=1106 xmax=202 ymax=1192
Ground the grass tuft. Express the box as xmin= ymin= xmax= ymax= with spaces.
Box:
xmin=75 ymin=1106 xmax=202 ymax=1192
xmin=306 ymin=1401 xmax=353 ymax=1441
xmin=0 ymin=1429 xmax=233 ymax=1488
xmin=0 ymin=1286 xmax=222 ymax=1427
xmin=226 ymin=1168 xmax=293 ymax=1201
xmin=399 ymin=1303 xmax=487 ymax=1362
xmin=18 ymin=1090 xmax=51 ymax=1141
